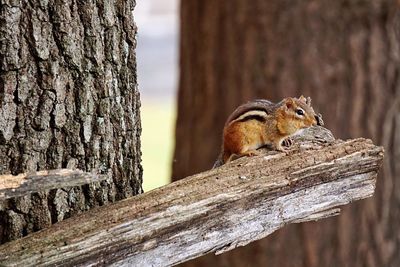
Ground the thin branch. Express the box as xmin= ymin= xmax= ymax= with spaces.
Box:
xmin=0 ymin=169 xmax=107 ymax=200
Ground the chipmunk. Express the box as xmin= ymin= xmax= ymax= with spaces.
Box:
xmin=213 ymin=96 xmax=323 ymax=167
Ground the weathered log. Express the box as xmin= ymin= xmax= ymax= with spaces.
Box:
xmin=0 ymin=169 xmax=107 ymax=200
xmin=0 ymin=135 xmax=383 ymax=267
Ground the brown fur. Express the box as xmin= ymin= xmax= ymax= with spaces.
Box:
xmin=221 ymin=97 xmax=318 ymax=164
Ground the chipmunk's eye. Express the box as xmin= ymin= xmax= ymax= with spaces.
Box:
xmin=295 ymin=108 xmax=304 ymax=116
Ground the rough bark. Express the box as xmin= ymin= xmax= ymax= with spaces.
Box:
xmin=0 ymin=136 xmax=383 ymax=267
xmin=174 ymin=1 xmax=400 ymax=266
xmin=0 ymin=0 xmax=142 ymax=244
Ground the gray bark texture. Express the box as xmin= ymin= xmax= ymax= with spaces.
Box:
xmin=0 ymin=0 xmax=142 ymax=244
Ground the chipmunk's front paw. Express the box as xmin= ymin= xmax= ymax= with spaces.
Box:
xmin=274 ymin=142 xmax=291 ymax=155
xmin=281 ymin=137 xmax=293 ymax=148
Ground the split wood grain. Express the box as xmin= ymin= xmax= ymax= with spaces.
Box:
xmin=0 ymin=169 xmax=107 ymax=200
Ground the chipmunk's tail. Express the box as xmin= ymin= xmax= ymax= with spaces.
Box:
xmin=212 ymin=151 xmax=225 ymax=168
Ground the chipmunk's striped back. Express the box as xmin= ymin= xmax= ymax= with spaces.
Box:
xmin=213 ymin=99 xmax=277 ymax=168
xmin=225 ymin=99 xmax=276 ymax=126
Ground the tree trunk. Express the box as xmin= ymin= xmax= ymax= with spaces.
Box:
xmin=174 ymin=0 xmax=400 ymax=266
xmin=0 ymin=0 xmax=142 ymax=244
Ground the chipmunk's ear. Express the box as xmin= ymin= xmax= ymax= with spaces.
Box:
xmin=298 ymin=95 xmax=313 ymax=106
xmin=299 ymin=95 xmax=307 ymax=103
xmin=298 ymin=95 xmax=311 ymax=107
xmin=284 ymin=98 xmax=295 ymax=110
xmin=306 ymin=96 xmax=312 ymax=106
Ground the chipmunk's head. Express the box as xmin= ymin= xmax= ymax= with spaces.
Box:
xmin=276 ymin=96 xmax=318 ymax=135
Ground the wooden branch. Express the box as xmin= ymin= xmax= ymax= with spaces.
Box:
xmin=0 ymin=138 xmax=383 ymax=267
xmin=0 ymin=169 xmax=107 ymax=200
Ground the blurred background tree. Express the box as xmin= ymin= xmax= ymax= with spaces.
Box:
xmin=172 ymin=1 xmax=400 ymax=266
